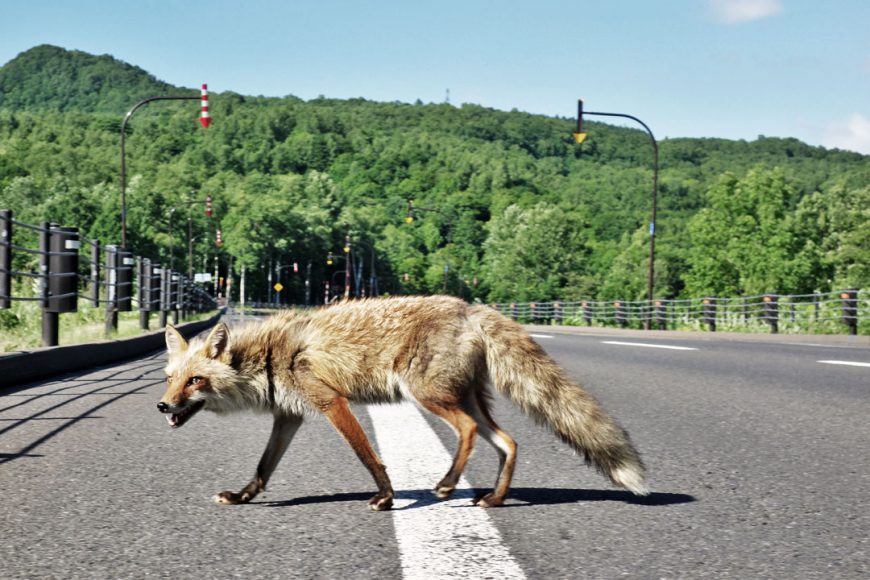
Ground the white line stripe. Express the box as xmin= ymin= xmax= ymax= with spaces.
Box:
xmin=368 ymin=402 xmax=526 ymax=580
xmin=602 ymin=340 xmax=698 ymax=351
xmin=818 ymin=360 xmax=870 ymax=368
xmin=529 ymin=333 xmax=554 ymax=339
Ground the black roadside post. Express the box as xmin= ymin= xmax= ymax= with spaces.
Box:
xmin=105 ymin=246 xmax=119 ymax=336
xmin=703 ymin=297 xmax=717 ymax=332
xmin=171 ymin=272 xmax=181 ymax=325
xmin=840 ymin=289 xmax=858 ymax=336
xmin=0 ymin=210 xmax=11 ymax=309
xmin=158 ymin=267 xmax=170 ymax=328
xmin=615 ymin=300 xmax=628 ymax=328
xmin=139 ymin=258 xmax=151 ymax=330
xmin=655 ymin=299 xmax=668 ymax=330
xmin=44 ymin=226 xmax=80 ymax=346
xmin=39 ymin=223 xmax=54 ymax=345
xmin=763 ymin=294 xmax=779 ymax=334
xmin=90 ymin=240 xmax=100 ymax=307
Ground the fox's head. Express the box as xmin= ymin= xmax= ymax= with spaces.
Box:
xmin=157 ymin=322 xmax=233 ymax=429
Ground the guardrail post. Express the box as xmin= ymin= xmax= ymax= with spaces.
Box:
xmin=615 ymin=300 xmax=628 ymax=328
xmin=655 ymin=299 xmax=668 ymax=330
xmin=158 ymin=267 xmax=170 ymax=328
xmin=40 ymin=222 xmax=57 ymax=346
xmin=171 ymin=272 xmax=181 ymax=325
xmin=0 ymin=209 xmax=11 ymax=309
xmin=48 ymin=226 xmax=79 ymax=314
xmin=149 ymin=263 xmax=162 ymax=322
xmin=581 ymin=300 xmax=592 ymax=326
xmin=554 ymin=301 xmax=562 ymax=325
xmin=763 ymin=294 xmax=779 ymax=334
xmin=139 ymin=258 xmax=150 ymax=330
xmin=840 ymin=289 xmax=858 ymax=336
xmin=105 ymin=245 xmax=119 ymax=336
xmin=90 ymin=240 xmax=100 ymax=307
xmin=117 ymin=248 xmax=134 ymax=313
xmin=703 ymin=297 xmax=717 ymax=332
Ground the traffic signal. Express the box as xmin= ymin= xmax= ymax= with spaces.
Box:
xmin=573 ymin=99 xmax=587 ymax=144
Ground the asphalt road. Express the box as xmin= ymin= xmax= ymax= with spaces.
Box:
xmin=1 ymin=320 xmax=868 ymax=578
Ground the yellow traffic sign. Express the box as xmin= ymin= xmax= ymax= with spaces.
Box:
xmin=573 ymin=132 xmax=587 ymax=144
xmin=273 ymin=283 xmax=284 ymax=293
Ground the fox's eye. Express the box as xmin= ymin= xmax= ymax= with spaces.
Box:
xmin=187 ymin=376 xmax=203 ymax=386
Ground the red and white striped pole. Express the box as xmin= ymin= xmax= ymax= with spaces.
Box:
xmin=199 ymin=83 xmax=212 ymax=128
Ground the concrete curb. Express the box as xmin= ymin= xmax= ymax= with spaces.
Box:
xmin=0 ymin=312 xmax=223 ymax=390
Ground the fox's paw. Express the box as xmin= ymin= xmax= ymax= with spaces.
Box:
xmin=368 ymin=493 xmax=393 ymax=512
xmin=434 ymin=484 xmax=455 ymax=499
xmin=473 ymin=492 xmax=504 ymax=508
xmin=213 ymin=490 xmax=251 ymax=505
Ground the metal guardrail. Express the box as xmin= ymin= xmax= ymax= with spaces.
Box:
xmin=1 ymin=209 xmax=218 ymax=347
xmin=489 ymin=291 xmax=866 ymax=335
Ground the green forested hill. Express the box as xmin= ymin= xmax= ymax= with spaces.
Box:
xmin=1 ymin=46 xmax=867 ymax=304
xmin=0 ymin=45 xmax=179 ymax=112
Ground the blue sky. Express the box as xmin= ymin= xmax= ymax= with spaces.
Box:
xmin=2 ymin=0 xmax=868 ymax=153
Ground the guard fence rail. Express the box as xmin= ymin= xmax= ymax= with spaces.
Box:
xmin=1 ymin=209 xmax=217 ymax=347
xmin=490 ymin=291 xmax=866 ymax=335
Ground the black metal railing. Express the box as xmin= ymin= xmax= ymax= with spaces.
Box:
xmin=489 ymin=291 xmax=866 ymax=335
xmin=1 ymin=209 xmax=217 ymax=347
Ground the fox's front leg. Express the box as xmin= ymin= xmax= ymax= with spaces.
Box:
xmin=322 ymin=396 xmax=394 ymax=511
xmin=215 ymin=413 xmax=303 ymax=505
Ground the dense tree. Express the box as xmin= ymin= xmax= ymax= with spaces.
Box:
xmin=1 ymin=46 xmax=868 ymax=305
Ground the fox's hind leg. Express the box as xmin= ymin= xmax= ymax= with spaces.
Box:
xmin=420 ymin=401 xmax=479 ymax=499
xmin=462 ymin=390 xmax=517 ymax=508
xmin=215 ymin=413 xmax=303 ymax=505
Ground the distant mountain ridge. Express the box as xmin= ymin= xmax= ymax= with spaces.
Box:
xmin=0 ymin=44 xmax=183 ymax=113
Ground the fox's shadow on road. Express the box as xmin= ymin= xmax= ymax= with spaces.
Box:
xmin=257 ymin=487 xmax=695 ymax=509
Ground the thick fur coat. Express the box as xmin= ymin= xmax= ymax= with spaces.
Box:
xmin=159 ymin=295 xmax=648 ymax=509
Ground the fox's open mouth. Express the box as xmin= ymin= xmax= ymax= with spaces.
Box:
xmin=167 ymin=400 xmax=205 ymax=429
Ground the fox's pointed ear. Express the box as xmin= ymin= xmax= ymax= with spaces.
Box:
xmin=204 ymin=321 xmax=230 ymax=359
xmin=165 ymin=324 xmax=188 ymax=358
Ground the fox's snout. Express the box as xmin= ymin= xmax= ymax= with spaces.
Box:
xmin=156 ymin=402 xmax=169 ymax=413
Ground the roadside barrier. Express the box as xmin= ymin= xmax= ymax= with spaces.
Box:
xmin=1 ymin=209 xmax=217 ymax=347
xmin=489 ymin=291 xmax=867 ymax=335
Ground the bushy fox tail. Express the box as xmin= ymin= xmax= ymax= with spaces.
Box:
xmin=469 ymin=305 xmax=649 ymax=496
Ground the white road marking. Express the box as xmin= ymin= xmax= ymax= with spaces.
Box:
xmin=529 ymin=333 xmax=554 ymax=339
xmin=368 ymin=402 xmax=526 ymax=580
xmin=602 ymin=340 xmax=698 ymax=351
xmin=817 ymin=360 xmax=870 ymax=368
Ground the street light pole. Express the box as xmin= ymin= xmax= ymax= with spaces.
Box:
xmin=120 ymin=85 xmax=210 ymax=248
xmin=574 ymin=99 xmax=659 ymax=323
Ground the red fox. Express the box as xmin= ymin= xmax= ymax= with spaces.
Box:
xmin=158 ymin=295 xmax=648 ymax=510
